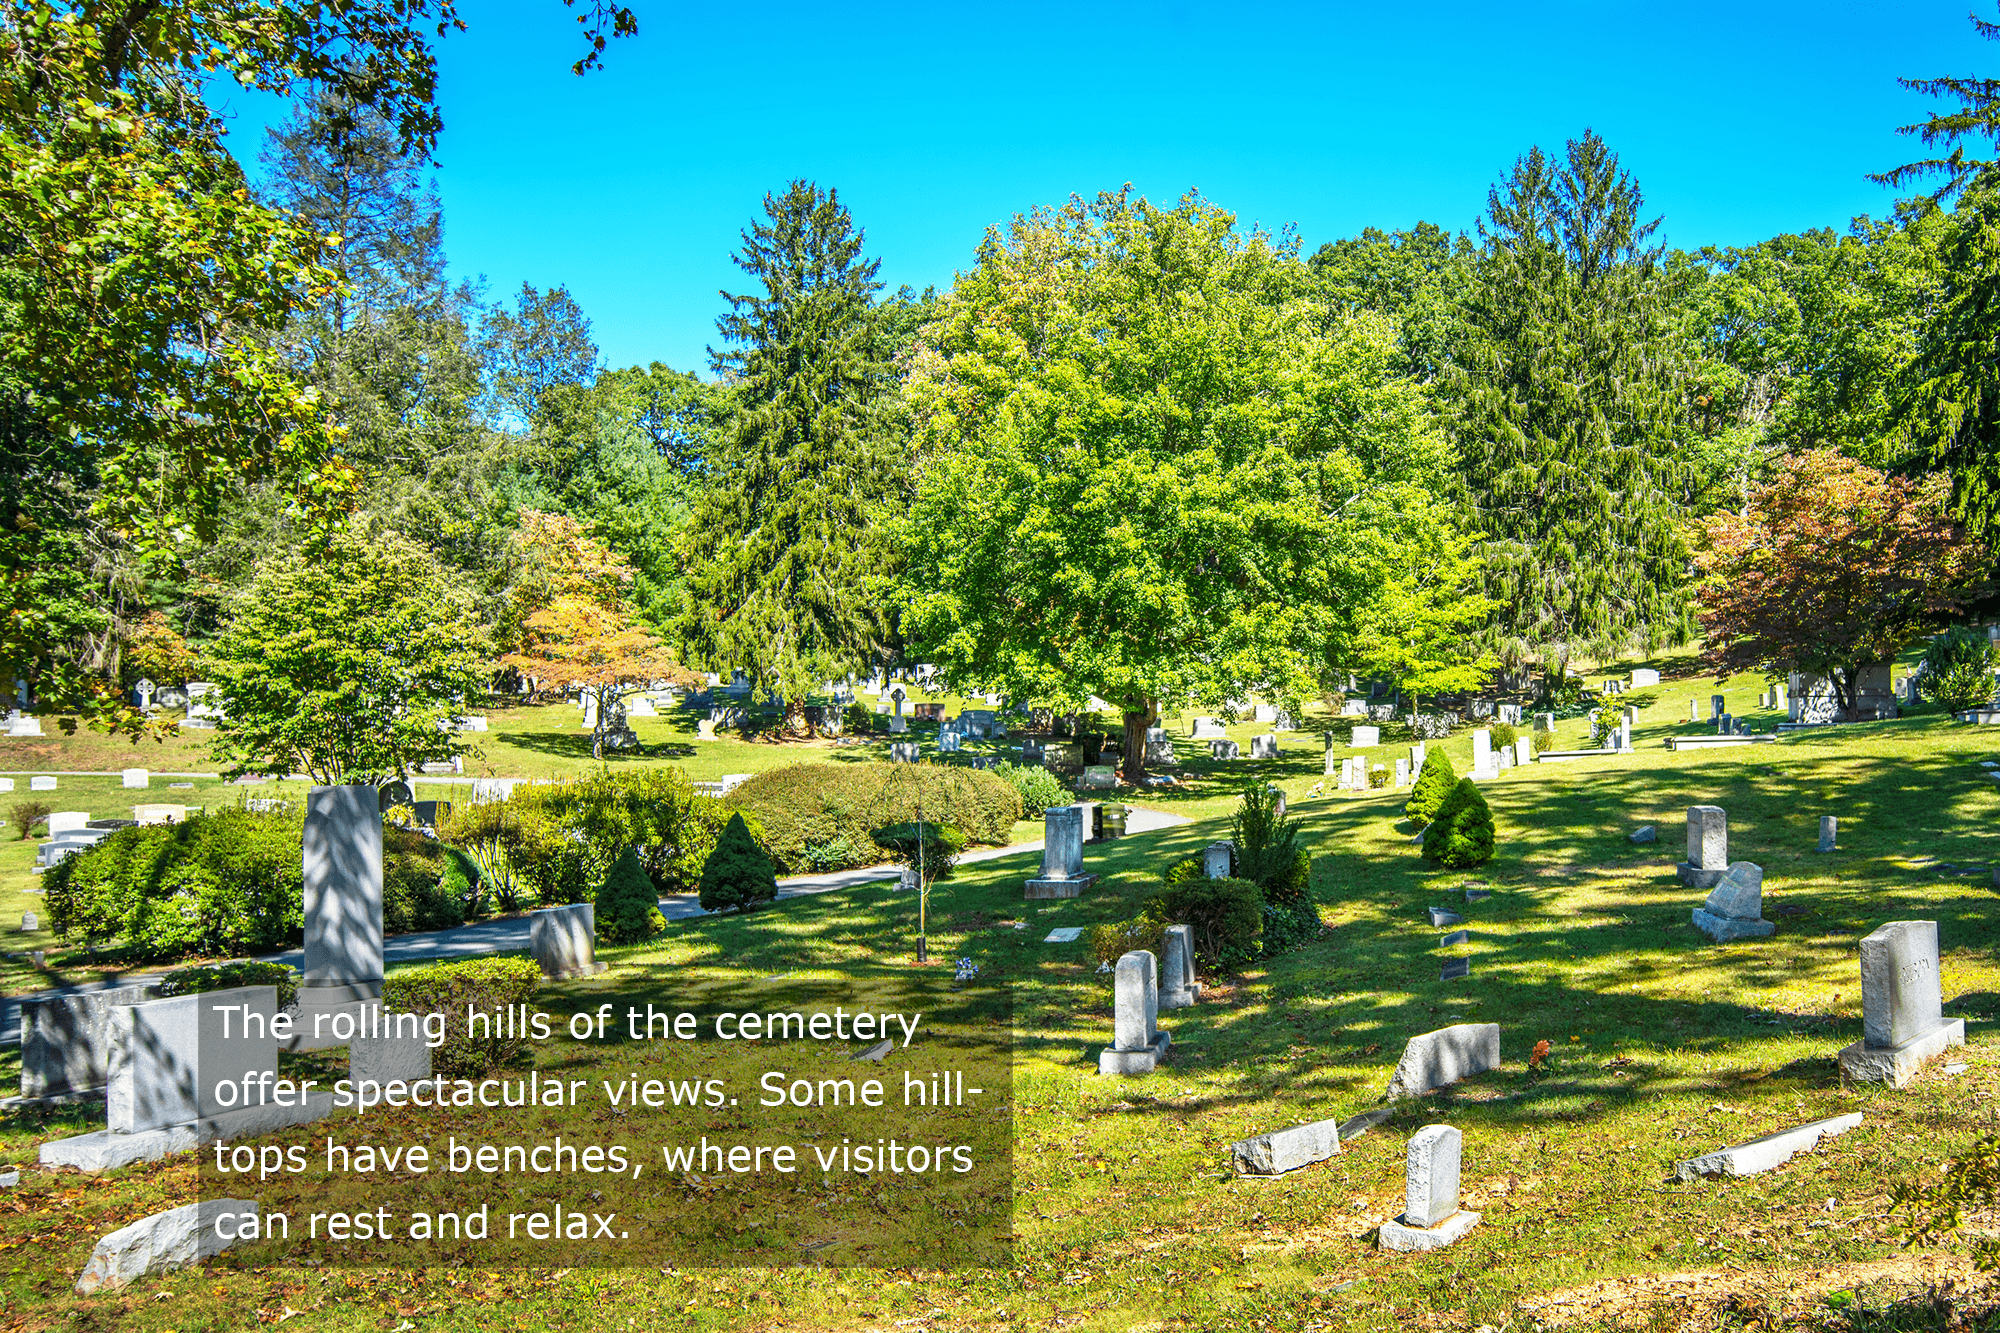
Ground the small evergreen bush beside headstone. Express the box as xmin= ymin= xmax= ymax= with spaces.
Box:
xmin=1161 ymin=875 xmax=1263 ymax=969
xmin=383 ymin=957 xmax=542 ymax=1077
xmin=1405 ymin=749 xmax=1458 ymax=824
xmin=597 ymin=846 xmax=666 ymax=944
xmin=1423 ymin=777 xmax=1496 ymax=868
xmin=698 ymin=812 xmax=778 ymax=914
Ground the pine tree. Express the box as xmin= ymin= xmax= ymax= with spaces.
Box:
xmin=1449 ymin=131 xmax=1694 ymax=691
xmin=596 ymin=847 xmax=665 ymax=944
xmin=698 ymin=812 xmax=778 ymax=914
xmin=1404 ymin=748 xmax=1459 ymax=825
xmin=676 ymin=181 xmax=896 ymax=731
xmin=1424 ymin=778 xmax=1496 ymax=869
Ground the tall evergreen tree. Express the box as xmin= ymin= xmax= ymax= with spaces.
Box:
xmin=675 ymin=181 xmax=896 ymax=729
xmin=1448 ymin=130 xmax=1694 ymax=690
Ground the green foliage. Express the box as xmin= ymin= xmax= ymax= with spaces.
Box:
xmin=1490 ymin=721 xmax=1518 ymax=750
xmin=1260 ymin=898 xmax=1325 ymax=959
xmin=204 ymin=527 xmax=491 ymax=784
xmin=1355 ymin=514 xmax=1498 ymax=706
xmin=676 ymin=181 xmax=896 ymax=721
xmin=726 ymin=763 xmax=1019 ymax=874
xmin=9 ymin=801 xmax=49 ymax=840
xmin=1161 ymin=876 xmax=1264 ymax=970
xmin=1405 ymin=749 xmax=1459 ymax=824
xmin=1424 ymin=777 xmax=1497 ymax=869
xmin=699 ymin=812 xmax=778 ymax=914
xmin=44 ymin=808 xmax=304 ymax=960
xmin=869 ymin=822 xmax=966 ymax=885
xmin=1533 ymin=728 xmax=1556 ymax=754
xmin=382 ymin=958 xmax=543 ymax=1079
xmin=1448 ymin=131 xmax=1694 ymax=676
xmin=1089 ymin=910 xmax=1167 ymax=967
xmin=991 ymin=761 xmax=1071 ymax=816
xmin=596 ymin=847 xmax=666 ymax=945
xmin=1921 ymin=627 xmax=1998 ymax=711
xmin=1230 ymin=783 xmax=1309 ymax=905
xmin=381 ymin=826 xmax=465 ymax=935
xmin=1160 ymin=854 xmax=1208 ymax=887
xmin=898 ymin=188 xmax=1451 ymax=774
xmin=160 ymin=961 xmax=300 ymax=1010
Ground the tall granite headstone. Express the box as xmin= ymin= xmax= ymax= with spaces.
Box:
xmin=1097 ymin=950 xmax=1169 ymax=1075
xmin=1676 ymin=805 xmax=1728 ymax=888
xmin=301 ymin=786 xmax=384 ymax=1030
xmin=1025 ymin=806 xmax=1096 ymax=899
xmin=1838 ymin=920 xmax=1965 ymax=1086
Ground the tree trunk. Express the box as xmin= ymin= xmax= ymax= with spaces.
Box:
xmin=1836 ymin=665 xmax=1861 ymax=721
xmin=1121 ymin=702 xmax=1157 ymax=784
xmin=785 ymin=694 xmax=808 ymax=737
xmin=591 ymin=686 xmax=607 ymax=760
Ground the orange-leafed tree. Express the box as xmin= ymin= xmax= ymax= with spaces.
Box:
xmin=503 ymin=510 xmax=698 ymax=758
xmin=1696 ymin=451 xmax=1985 ymax=718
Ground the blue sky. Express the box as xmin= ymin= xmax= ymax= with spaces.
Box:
xmin=225 ymin=1 xmax=1998 ymax=373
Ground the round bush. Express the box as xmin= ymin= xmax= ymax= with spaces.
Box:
xmin=727 ymin=763 xmax=1020 ymax=873
xmin=699 ymin=812 xmax=778 ymax=914
xmin=1405 ymin=749 xmax=1458 ymax=825
xmin=1161 ymin=875 xmax=1263 ymax=970
xmin=1424 ymin=777 xmax=1496 ymax=869
xmin=597 ymin=846 xmax=666 ymax=944
xmin=160 ymin=960 xmax=301 ymax=1009
xmin=1922 ymin=627 xmax=1997 ymax=711
xmin=992 ymin=761 xmax=1070 ymax=815
xmin=382 ymin=957 xmax=541 ymax=1078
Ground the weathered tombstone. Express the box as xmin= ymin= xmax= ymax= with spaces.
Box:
xmin=1535 ymin=713 xmax=1555 ymax=733
xmin=21 ymin=910 xmax=35 ymax=931
xmin=133 ymin=678 xmax=155 ymax=710
xmin=1673 ymin=1112 xmax=1865 ymax=1181
xmin=1618 ymin=717 xmax=1632 ymax=751
xmin=937 ymin=730 xmax=962 ymax=754
xmin=1410 ymin=742 xmax=1427 ymax=772
xmin=1513 ymin=736 xmax=1532 ymax=767
xmin=1209 ymin=738 xmax=1240 ymax=760
xmin=532 ymin=903 xmax=607 ymax=979
xmin=1632 ymin=668 xmax=1660 ymax=687
xmin=1097 ymin=950 xmax=1169 ymax=1074
xmin=1838 ymin=921 xmax=1965 ymax=1086
xmin=1439 ymin=958 xmax=1471 ymax=980
xmin=1352 ymin=725 xmax=1380 ymax=747
xmin=1711 ymin=694 xmax=1726 ymax=720
xmin=20 ymin=984 xmax=160 ymax=1098
xmin=1230 ymin=1117 xmax=1343 ymax=1175
xmin=47 ymin=811 xmax=88 ymax=835
xmin=1324 ymin=749 xmax=1340 ymax=777
xmin=30 ymin=775 xmax=55 ymax=791
xmin=1691 ymin=861 xmax=1775 ymax=942
xmin=0 ymin=778 xmax=12 ymax=793
xmin=1078 ymin=764 xmax=1117 ymax=789
xmin=1498 ymin=704 xmax=1522 ymax=725
xmin=1250 ymin=733 xmax=1278 ymax=760
xmin=889 ymin=713 xmax=909 ymax=734
xmin=1819 ymin=816 xmax=1837 ymax=853
xmin=890 ymin=742 xmax=919 ymax=763
xmin=299 ymin=786 xmax=385 ymax=1036
xmin=1472 ymin=728 xmax=1492 ymax=778
xmin=1676 ymin=805 xmax=1728 ymax=888
xmin=1426 ymin=906 xmax=1464 ymax=928
xmin=1026 ymin=806 xmax=1097 ymax=898
xmin=73 ymin=1198 xmax=261 ymax=1295
xmin=1191 ymin=717 xmax=1225 ymax=739
xmin=1378 ymin=1125 xmax=1481 ymax=1250
xmin=119 ymin=768 xmax=148 ymax=789
xmin=1386 ymin=1023 xmax=1498 ymax=1099
xmin=1395 ymin=757 xmax=1410 ymax=786
xmin=1689 ymin=698 xmax=1699 ymax=721
xmin=1160 ymin=925 xmax=1201 ymax=1009
xmin=1253 ymin=703 xmax=1277 ymax=722
xmin=1203 ymin=841 xmax=1233 ymax=879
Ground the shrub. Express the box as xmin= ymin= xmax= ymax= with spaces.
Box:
xmin=1160 ymin=854 xmax=1207 ymax=887
xmin=726 ymin=763 xmax=1020 ymax=873
xmin=1368 ymin=763 xmax=1388 ymax=788
xmin=1405 ymin=749 xmax=1458 ymax=825
xmin=596 ymin=847 xmax=665 ymax=945
xmin=160 ymin=960 xmax=300 ymax=1009
xmin=1090 ymin=910 xmax=1167 ymax=967
xmin=1161 ymin=876 xmax=1262 ymax=970
xmin=699 ymin=813 xmax=778 ymax=913
xmin=382 ymin=826 xmax=464 ymax=935
xmin=1261 ymin=898 xmax=1324 ymax=958
xmin=9 ymin=801 xmax=49 ymax=840
xmin=870 ymin=821 xmax=966 ymax=883
xmin=1922 ymin=627 xmax=1997 ymax=712
xmin=1232 ymin=784 xmax=1308 ymax=905
xmin=383 ymin=957 xmax=541 ymax=1077
xmin=1489 ymin=721 xmax=1517 ymax=750
xmin=45 ymin=807 xmax=305 ymax=959
xmin=992 ymin=761 xmax=1070 ymax=815
xmin=1532 ymin=729 xmax=1556 ymax=754
xmin=1424 ymin=777 xmax=1496 ymax=869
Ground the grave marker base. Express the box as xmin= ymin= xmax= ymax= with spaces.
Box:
xmin=1025 ymin=874 xmax=1097 ymax=900
xmin=1672 ymin=1112 xmax=1864 ymax=1180
xmin=1230 ymin=1117 xmax=1343 ymax=1174
xmin=1160 ymin=981 xmax=1202 ymax=1010
xmin=1691 ymin=908 xmax=1775 ymax=942
xmin=40 ymin=1092 xmax=333 ymax=1173
xmin=1838 ymin=1018 xmax=1965 ymax=1088
xmin=1097 ymin=1030 xmax=1169 ymax=1075
xmin=1675 ymin=862 xmax=1727 ymax=889
xmin=1378 ymin=1209 xmax=1481 ymax=1252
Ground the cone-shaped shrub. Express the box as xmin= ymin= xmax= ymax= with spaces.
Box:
xmin=698 ymin=812 xmax=778 ymax=913
xmin=1423 ymin=777 xmax=1495 ymax=868
xmin=1404 ymin=748 xmax=1458 ymax=824
xmin=596 ymin=847 xmax=665 ymax=944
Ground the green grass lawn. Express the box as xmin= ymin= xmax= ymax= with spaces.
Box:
xmin=4 ymin=662 xmax=1998 ymax=1330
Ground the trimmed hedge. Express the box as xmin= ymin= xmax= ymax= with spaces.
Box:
xmin=383 ymin=826 xmax=465 ymax=936
xmin=382 ymin=957 xmax=541 ymax=1077
xmin=1405 ymin=749 xmax=1458 ymax=825
xmin=1424 ymin=777 xmax=1496 ymax=868
xmin=45 ymin=807 xmax=305 ymax=959
xmin=160 ymin=960 xmax=301 ymax=1009
xmin=726 ymin=763 xmax=1021 ymax=873
xmin=992 ymin=761 xmax=1071 ymax=816
xmin=1161 ymin=876 xmax=1263 ymax=970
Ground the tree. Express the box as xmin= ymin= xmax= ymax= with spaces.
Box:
xmin=675 ymin=181 xmax=898 ymax=732
xmin=899 ymin=189 xmax=1450 ymax=781
xmin=503 ymin=510 xmax=697 ymax=758
xmin=1308 ymin=222 xmax=1473 ymax=384
xmin=1696 ymin=451 xmax=1984 ymax=718
xmin=1355 ymin=510 xmax=1497 ymax=710
xmin=1424 ymin=777 xmax=1495 ymax=868
xmin=1405 ymin=748 xmax=1458 ymax=825
xmin=481 ymin=283 xmax=600 ymax=429
xmin=595 ymin=847 xmax=665 ymax=944
xmin=1918 ymin=626 xmax=1998 ymax=712
xmin=203 ymin=529 xmax=490 ymax=783
xmin=1449 ymin=131 xmax=1694 ymax=690
xmin=698 ymin=812 xmax=777 ymax=913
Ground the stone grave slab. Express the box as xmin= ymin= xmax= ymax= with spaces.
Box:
xmin=1672 ymin=1113 xmax=1864 ymax=1181
xmin=1385 ymin=1022 xmax=1500 ymax=1100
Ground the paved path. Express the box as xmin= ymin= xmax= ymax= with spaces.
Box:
xmin=1 ymin=805 xmax=1190 ymax=1043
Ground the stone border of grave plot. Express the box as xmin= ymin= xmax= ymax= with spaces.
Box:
xmin=1665 ymin=735 xmax=1777 ymax=750
xmin=1671 ymin=1112 xmax=1863 ymax=1181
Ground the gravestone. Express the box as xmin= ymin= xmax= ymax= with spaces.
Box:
xmin=1352 ymin=725 xmax=1380 ymax=747
xmin=938 ymin=730 xmax=962 ymax=754
xmin=1676 ymin=805 xmax=1729 ymax=888
xmin=1378 ymin=1125 xmax=1481 ymax=1251
xmin=20 ymin=983 xmax=160 ymax=1098
xmin=1441 ymin=928 xmax=1469 ymax=946
xmin=30 ymin=775 xmax=55 ymax=791
xmin=1159 ymin=925 xmax=1201 ymax=1009
xmin=1674 ymin=1112 xmax=1865 ymax=1181
xmin=1097 ymin=950 xmax=1169 ymax=1075
xmin=889 ymin=714 xmax=908 ymax=734
xmin=120 ymin=769 xmax=148 ymax=789
xmin=1073 ymin=800 xmax=1101 ymax=843
xmin=47 ymin=811 xmax=88 ymax=835
xmin=1632 ymin=668 xmax=1660 ymax=687
xmin=1022 ymin=740 xmax=1045 ymax=765
xmin=1535 ymin=713 xmax=1554 ymax=733
xmin=1395 ymin=758 xmax=1409 ymax=786
xmin=1439 ymin=958 xmax=1470 ymax=980
xmin=1498 ymin=704 xmax=1522 ymax=725
xmin=73 ymin=1198 xmax=261 ymax=1295
xmin=1819 ymin=816 xmax=1837 ymax=853
xmin=1386 ymin=1023 xmax=1498 ymax=1099
xmin=1250 ymin=734 xmax=1278 ymax=760
xmin=1689 ymin=698 xmax=1699 ymax=721
xmin=1691 ymin=861 xmax=1775 ymax=942
xmin=1711 ymin=694 xmax=1726 ymax=720
xmin=1026 ymin=806 xmax=1097 ymax=898
xmin=1514 ymin=737 xmax=1533 ymax=766
xmin=1324 ymin=749 xmax=1340 ymax=777
xmin=133 ymin=678 xmax=155 ymax=710
xmin=1191 ymin=717 xmax=1225 ymax=739
xmin=300 ymin=786 xmax=385 ymax=1035
xmin=890 ymin=742 xmax=919 ymax=763
xmin=1838 ymin=920 xmax=1965 ymax=1086
xmin=1253 ymin=703 xmax=1277 ymax=723
xmin=1203 ymin=841 xmax=1233 ymax=879
xmin=1427 ymin=906 xmax=1464 ymax=927
xmin=1209 ymin=739 xmax=1240 ymax=760
xmin=1230 ymin=1117 xmax=1344 ymax=1174
xmin=1078 ymin=764 xmax=1117 ymax=789
xmin=0 ymin=778 xmax=11 ymax=792
xmin=532 ymin=904 xmax=607 ymax=980
xmin=1472 ymin=729 xmax=1492 ymax=778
